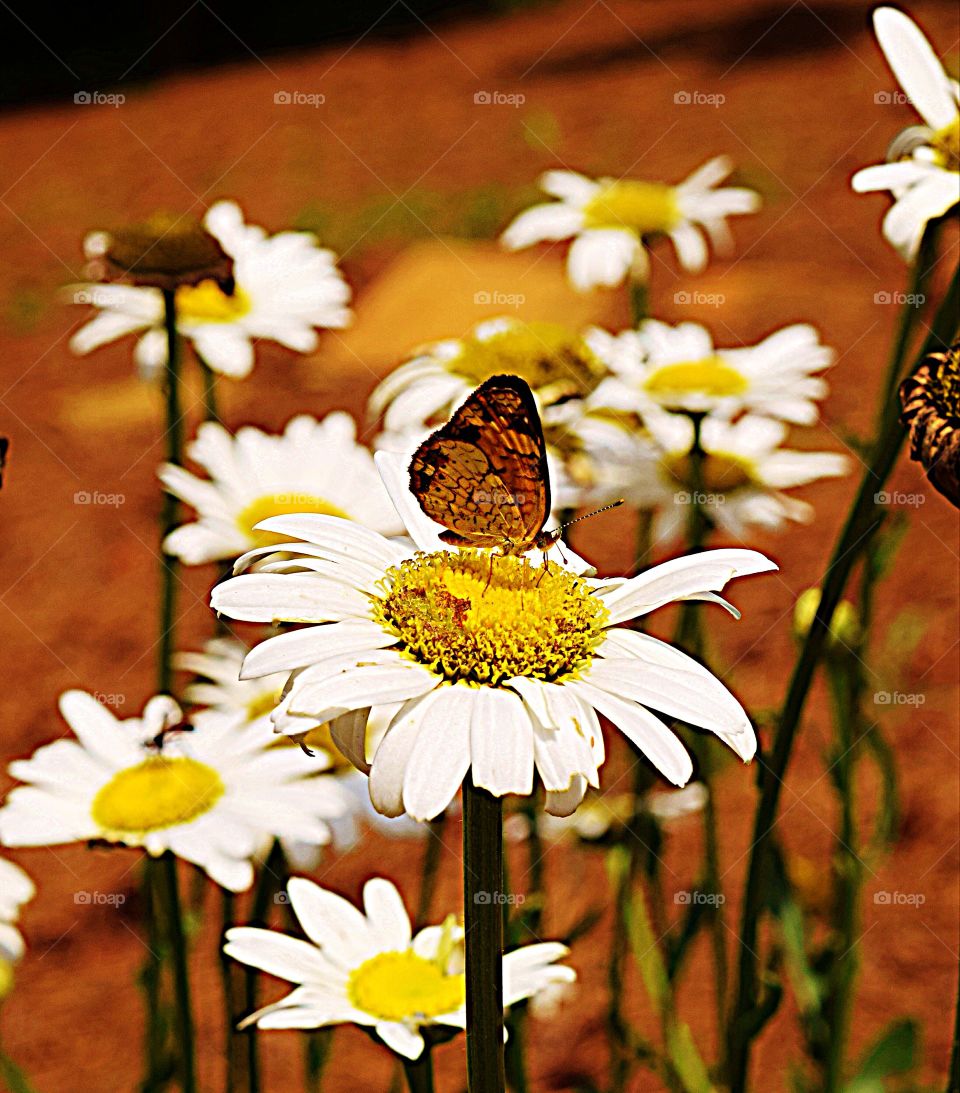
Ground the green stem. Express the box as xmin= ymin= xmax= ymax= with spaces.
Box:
xmin=140 ymin=858 xmax=167 ymax=1092
xmin=158 ymin=288 xmax=183 ymax=697
xmin=245 ymin=842 xmax=287 ymax=1093
xmin=304 ymin=1029 xmax=333 ymax=1092
xmin=219 ymin=890 xmax=244 ymax=1093
xmin=198 ymin=354 xmax=219 ymax=425
xmin=628 ymin=276 xmax=649 ymax=326
xmin=462 ymin=777 xmax=505 ymax=1093
xmin=402 ymin=1047 xmax=435 ymax=1093
xmin=157 ymin=854 xmax=197 ymax=1093
xmin=0 ymin=1045 xmax=39 ymax=1093
xmin=726 ymin=251 xmax=959 ymax=1093
xmin=415 ymin=812 xmax=447 ymax=931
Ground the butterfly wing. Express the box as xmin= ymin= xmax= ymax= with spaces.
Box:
xmin=408 ymin=374 xmax=551 ymax=551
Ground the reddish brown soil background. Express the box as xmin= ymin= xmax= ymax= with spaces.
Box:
xmin=0 ymin=1 xmax=957 ymax=1090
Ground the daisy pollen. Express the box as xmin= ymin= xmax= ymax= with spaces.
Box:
xmin=374 ymin=550 xmax=609 ymax=686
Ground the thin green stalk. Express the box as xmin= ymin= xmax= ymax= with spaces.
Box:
xmin=304 ymin=1030 xmax=333 ymax=1092
xmin=629 ymin=277 xmax=649 ymax=326
xmin=726 ymin=253 xmax=959 ymax=1092
xmin=606 ymin=840 xmax=639 ymax=1093
xmin=197 ymin=354 xmax=219 ymax=425
xmin=415 ymin=813 xmax=447 ymax=931
xmin=158 ymin=288 xmax=183 ymax=696
xmin=402 ymin=1047 xmax=435 ymax=1093
xmin=219 ymin=890 xmax=245 ymax=1093
xmin=0 ymin=1044 xmax=39 ymax=1093
xmin=140 ymin=858 xmax=167 ymax=1092
xmin=462 ymin=777 xmax=505 ymax=1093
xmin=157 ymin=853 xmax=197 ymax=1093
xmin=245 ymin=842 xmax=287 ymax=1093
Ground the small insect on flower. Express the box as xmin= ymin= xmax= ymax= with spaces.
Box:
xmin=408 ymin=373 xmax=621 ymax=559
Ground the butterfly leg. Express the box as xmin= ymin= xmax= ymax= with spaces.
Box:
xmin=483 ymin=550 xmax=496 ymax=594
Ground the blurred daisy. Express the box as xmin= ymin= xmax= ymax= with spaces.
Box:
xmin=852 ymin=8 xmax=959 ymax=258
xmin=224 ymin=875 xmax=575 ymax=1059
xmin=159 ymin=413 xmax=403 ymax=565
xmin=211 ymin=451 xmax=775 ymax=820
xmin=589 ymin=321 xmax=834 ymax=425
xmin=0 ymin=858 xmax=33 ymax=966
xmin=70 ymin=200 xmax=352 ymax=378
xmin=501 ymin=157 xmax=759 ymax=291
xmin=623 ymin=411 xmax=851 ymax=542
xmin=176 ymin=636 xmax=428 ymax=857
xmin=0 ymin=692 xmax=347 ymax=892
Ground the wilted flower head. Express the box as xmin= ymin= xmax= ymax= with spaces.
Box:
xmin=900 ymin=339 xmax=960 ymax=507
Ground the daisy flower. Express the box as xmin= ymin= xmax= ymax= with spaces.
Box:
xmin=852 ymin=8 xmax=959 ymax=259
xmin=621 ymin=411 xmax=851 ymax=543
xmin=588 ymin=320 xmax=834 ymax=425
xmin=224 ymin=875 xmax=575 ymax=1059
xmin=159 ymin=412 xmax=403 ymax=565
xmin=210 ymin=450 xmax=775 ymax=820
xmin=70 ymin=200 xmax=352 ymax=378
xmin=501 ymin=157 xmax=759 ymax=291
xmin=0 ymin=858 xmax=34 ymax=965
xmin=176 ymin=636 xmax=428 ymax=856
xmin=0 ymin=692 xmax=348 ymax=892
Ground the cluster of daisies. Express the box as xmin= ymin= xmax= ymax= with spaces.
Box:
xmin=0 ymin=2 xmax=954 ymax=1067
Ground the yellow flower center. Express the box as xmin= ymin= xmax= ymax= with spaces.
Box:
xmin=348 ymin=950 xmax=465 ymax=1022
xmin=931 ymin=117 xmax=960 ymax=172
xmin=451 ymin=322 xmax=606 ymax=405
xmin=175 ymin=280 xmax=252 ymax=324
xmin=666 ymin=451 xmax=754 ymax=494
xmin=582 ymin=181 xmax=681 ymax=235
xmin=644 ymin=357 xmax=749 ymax=403
xmin=246 ymin=688 xmax=282 ymax=722
xmin=91 ymin=757 xmax=225 ymax=834
xmin=237 ymin=494 xmax=350 ymax=547
xmin=374 ymin=550 xmax=608 ymax=686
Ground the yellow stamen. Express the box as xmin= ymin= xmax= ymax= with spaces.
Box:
xmin=644 ymin=358 xmax=749 ymax=402
xmin=582 ymin=181 xmax=681 ymax=235
xmin=931 ymin=117 xmax=960 ymax=172
xmin=348 ymin=950 xmax=464 ymax=1022
xmin=175 ymin=280 xmax=251 ymax=324
xmin=451 ymin=322 xmax=605 ymax=404
xmin=374 ymin=550 xmax=608 ymax=686
xmin=91 ymin=756 xmax=224 ymax=834
xmin=237 ymin=494 xmax=350 ymax=547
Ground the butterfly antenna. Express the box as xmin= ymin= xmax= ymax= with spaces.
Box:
xmin=555 ymin=499 xmax=625 ymax=534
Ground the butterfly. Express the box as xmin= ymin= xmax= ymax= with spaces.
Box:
xmin=408 ymin=374 xmax=558 ymax=556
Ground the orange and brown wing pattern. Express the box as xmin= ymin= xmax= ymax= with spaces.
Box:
xmin=408 ymin=374 xmax=551 ymax=553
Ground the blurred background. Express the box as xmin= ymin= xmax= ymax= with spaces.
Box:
xmin=0 ymin=0 xmax=957 ymax=1089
